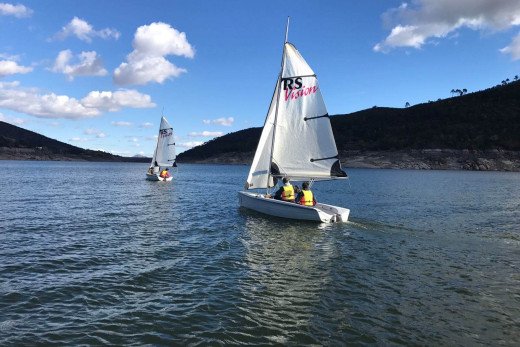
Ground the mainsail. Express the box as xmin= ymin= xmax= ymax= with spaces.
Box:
xmin=151 ymin=116 xmax=176 ymax=167
xmin=246 ymin=42 xmax=346 ymax=190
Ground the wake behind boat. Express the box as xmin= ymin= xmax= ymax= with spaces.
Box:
xmin=239 ymin=18 xmax=350 ymax=223
xmin=146 ymin=116 xmax=177 ymax=182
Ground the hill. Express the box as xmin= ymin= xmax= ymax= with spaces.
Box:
xmin=177 ymin=80 xmax=520 ymax=171
xmin=0 ymin=121 xmax=149 ymax=162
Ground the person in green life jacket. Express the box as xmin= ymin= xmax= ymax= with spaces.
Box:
xmin=274 ymin=177 xmax=295 ymax=202
xmin=296 ymin=181 xmax=316 ymax=206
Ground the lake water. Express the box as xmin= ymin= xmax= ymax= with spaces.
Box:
xmin=0 ymin=161 xmax=519 ymax=345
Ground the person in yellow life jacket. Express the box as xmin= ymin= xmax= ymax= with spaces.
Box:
xmin=296 ymin=181 xmax=316 ymax=206
xmin=274 ymin=177 xmax=295 ymax=202
xmin=159 ymin=168 xmax=170 ymax=178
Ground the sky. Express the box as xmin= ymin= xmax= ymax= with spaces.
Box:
xmin=1 ymin=0 xmax=520 ymax=157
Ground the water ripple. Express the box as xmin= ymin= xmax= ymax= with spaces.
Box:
xmin=0 ymin=162 xmax=519 ymax=345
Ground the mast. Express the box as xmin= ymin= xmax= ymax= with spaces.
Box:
xmin=151 ymin=118 xmax=162 ymax=167
xmin=267 ymin=17 xmax=290 ymax=190
xmin=285 ymin=17 xmax=290 ymax=43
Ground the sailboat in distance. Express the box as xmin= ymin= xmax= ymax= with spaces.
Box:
xmin=238 ymin=18 xmax=350 ymax=223
xmin=146 ymin=116 xmax=176 ymax=182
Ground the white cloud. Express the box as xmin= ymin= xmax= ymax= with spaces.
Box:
xmin=188 ymin=131 xmax=223 ymax=137
xmin=501 ymin=33 xmax=520 ymax=60
xmin=114 ymin=56 xmax=187 ymax=85
xmin=53 ymin=17 xmax=120 ymax=42
xmin=0 ymin=60 xmax=32 ymax=77
xmin=0 ymin=112 xmax=27 ymax=125
xmin=0 ymin=81 xmax=155 ymax=119
xmin=84 ymin=128 xmax=106 ymax=138
xmin=51 ymin=50 xmax=107 ymax=80
xmin=0 ymin=82 xmax=99 ymax=119
xmin=0 ymin=53 xmax=20 ymax=60
xmin=375 ymin=0 xmax=520 ymax=52
xmin=113 ymin=22 xmax=194 ymax=86
xmin=177 ymin=141 xmax=204 ymax=148
xmin=69 ymin=137 xmax=89 ymax=142
xmin=0 ymin=3 xmax=32 ymax=17
xmin=140 ymin=122 xmax=153 ymax=128
xmin=202 ymin=116 xmax=234 ymax=126
xmin=81 ymin=89 xmax=155 ymax=111
xmin=111 ymin=120 xmax=132 ymax=127
xmin=128 ymin=137 xmax=141 ymax=147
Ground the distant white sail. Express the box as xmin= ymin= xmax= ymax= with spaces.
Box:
xmin=151 ymin=116 xmax=176 ymax=167
xmin=246 ymin=42 xmax=346 ymax=189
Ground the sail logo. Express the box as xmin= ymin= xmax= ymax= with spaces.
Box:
xmin=159 ymin=128 xmax=173 ymax=138
xmin=281 ymin=77 xmax=318 ymax=101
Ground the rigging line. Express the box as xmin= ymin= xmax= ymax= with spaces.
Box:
xmin=283 ymin=74 xmax=316 ymax=79
xmin=304 ymin=114 xmax=329 ymax=121
xmin=310 ymin=155 xmax=339 ymax=162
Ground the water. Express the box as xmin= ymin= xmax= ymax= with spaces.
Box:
xmin=0 ymin=161 xmax=519 ymax=345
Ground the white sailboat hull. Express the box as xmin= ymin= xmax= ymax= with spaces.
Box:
xmin=238 ymin=191 xmax=349 ymax=223
xmin=146 ymin=173 xmax=173 ymax=182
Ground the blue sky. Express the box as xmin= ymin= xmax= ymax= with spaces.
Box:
xmin=1 ymin=0 xmax=519 ymax=156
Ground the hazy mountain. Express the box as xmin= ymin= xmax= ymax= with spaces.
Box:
xmin=0 ymin=121 xmax=149 ymax=162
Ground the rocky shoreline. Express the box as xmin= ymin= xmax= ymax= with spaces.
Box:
xmin=179 ymin=149 xmax=520 ymax=172
xmin=339 ymin=149 xmax=520 ymax=171
xmin=2 ymin=146 xmax=520 ymax=171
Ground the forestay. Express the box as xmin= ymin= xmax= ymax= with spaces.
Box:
xmin=151 ymin=117 xmax=176 ymax=167
xmin=246 ymin=42 xmax=346 ymax=189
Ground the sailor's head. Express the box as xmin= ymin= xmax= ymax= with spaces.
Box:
xmin=283 ymin=177 xmax=290 ymax=184
xmin=302 ymin=181 xmax=310 ymax=190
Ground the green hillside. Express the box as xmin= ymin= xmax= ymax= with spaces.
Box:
xmin=177 ymin=80 xmax=520 ymax=162
xmin=0 ymin=121 xmax=147 ymax=162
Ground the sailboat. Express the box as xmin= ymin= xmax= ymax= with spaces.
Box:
xmin=146 ymin=116 xmax=177 ymax=182
xmin=238 ymin=19 xmax=350 ymax=223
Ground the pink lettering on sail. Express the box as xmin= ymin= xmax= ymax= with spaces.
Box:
xmin=284 ymin=85 xmax=318 ymax=101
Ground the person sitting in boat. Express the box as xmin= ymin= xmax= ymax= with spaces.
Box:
xmin=147 ymin=167 xmax=154 ymax=174
xmin=296 ymin=181 xmax=316 ymax=206
xmin=273 ymin=177 xmax=295 ymax=202
xmin=159 ymin=168 xmax=170 ymax=178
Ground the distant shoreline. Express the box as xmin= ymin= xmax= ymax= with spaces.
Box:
xmin=0 ymin=147 xmax=150 ymax=163
xmin=177 ymin=149 xmax=520 ymax=172
xmin=2 ymin=147 xmax=520 ymax=172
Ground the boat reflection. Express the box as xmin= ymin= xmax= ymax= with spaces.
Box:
xmin=236 ymin=213 xmax=340 ymax=342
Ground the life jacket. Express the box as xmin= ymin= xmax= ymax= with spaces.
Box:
xmin=281 ymin=185 xmax=295 ymax=201
xmin=300 ymin=190 xmax=314 ymax=206
xmin=160 ymin=170 xmax=169 ymax=178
